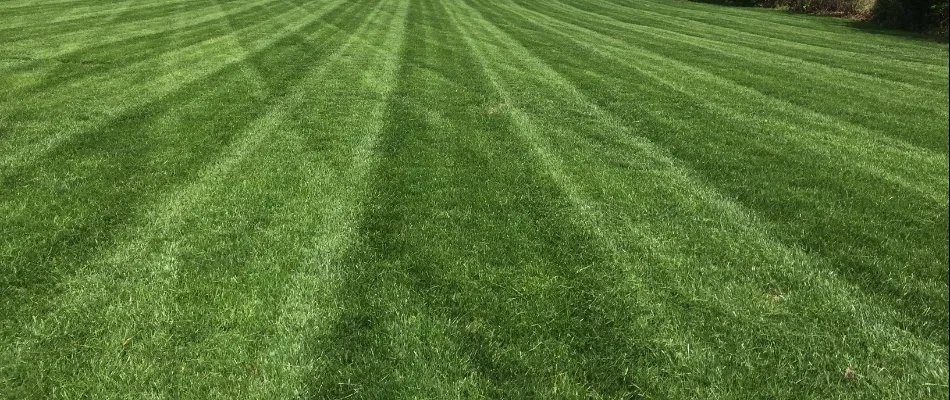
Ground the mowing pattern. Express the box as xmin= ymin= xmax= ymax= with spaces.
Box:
xmin=1 ymin=0 xmax=947 ymax=398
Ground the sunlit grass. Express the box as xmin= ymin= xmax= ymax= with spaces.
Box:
xmin=1 ymin=0 xmax=947 ymax=398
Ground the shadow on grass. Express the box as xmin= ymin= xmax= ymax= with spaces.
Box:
xmin=848 ymin=18 xmax=949 ymax=42
xmin=684 ymin=0 xmax=949 ymax=42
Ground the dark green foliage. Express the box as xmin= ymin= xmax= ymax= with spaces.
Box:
xmin=872 ymin=0 xmax=948 ymax=33
xmin=782 ymin=0 xmax=861 ymax=14
xmin=695 ymin=0 xmax=948 ymax=34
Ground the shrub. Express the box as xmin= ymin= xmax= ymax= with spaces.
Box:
xmin=692 ymin=0 xmax=948 ymax=36
xmin=780 ymin=0 xmax=862 ymax=14
xmin=873 ymin=0 xmax=927 ymax=28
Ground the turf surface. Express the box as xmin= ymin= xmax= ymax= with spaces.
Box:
xmin=0 ymin=0 xmax=948 ymax=398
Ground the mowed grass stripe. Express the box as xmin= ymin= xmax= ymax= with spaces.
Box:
xmin=0 ymin=0 xmax=84 ymax=11
xmin=635 ymin=0 xmax=947 ymax=60
xmin=0 ymin=0 xmax=215 ymax=40
xmin=448 ymin=1 xmax=946 ymax=396
xmin=0 ymin=0 xmax=353 ymax=294
xmin=466 ymin=0 xmax=947 ymax=344
xmin=309 ymin=0 xmax=657 ymax=397
xmin=564 ymin=0 xmax=940 ymax=316
xmin=557 ymin=0 xmax=948 ymax=91
xmin=607 ymin=0 xmax=947 ymax=78
xmin=0 ymin=0 xmax=359 ymax=362
xmin=262 ymin=1 xmax=411 ymax=396
xmin=518 ymin=1 xmax=949 ymax=197
xmin=305 ymin=1 xmax=495 ymax=395
xmin=0 ymin=0 xmax=399 ymax=396
xmin=554 ymin=0 xmax=949 ymax=152
xmin=123 ymin=1 xmax=392 ymax=396
xmin=473 ymin=0 xmax=947 ymax=204
xmin=0 ymin=0 xmax=947 ymax=398
xmin=0 ymin=0 xmax=146 ymax=31
xmin=506 ymin=0 xmax=949 ymax=154
xmin=0 ymin=0 xmax=262 ymax=81
xmin=650 ymin=0 xmax=948 ymax=63
xmin=0 ymin=0 xmax=144 ymax=22
xmin=0 ymin=0 xmax=281 ymax=68
xmin=0 ymin=0 xmax=291 ymax=94
xmin=0 ymin=0 xmax=292 ymax=115
xmin=466 ymin=0 xmax=946 ymax=201
xmin=146 ymin=0 xmax=394 ymax=396
xmin=0 ymin=0 xmax=341 ymax=171
xmin=0 ymin=0 xmax=231 ymax=56
xmin=0 ymin=3 xmax=360 ymax=312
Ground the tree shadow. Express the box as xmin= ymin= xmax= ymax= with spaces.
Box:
xmin=848 ymin=18 xmax=948 ymax=42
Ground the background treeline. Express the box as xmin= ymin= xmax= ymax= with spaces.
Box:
xmin=698 ymin=0 xmax=949 ymax=37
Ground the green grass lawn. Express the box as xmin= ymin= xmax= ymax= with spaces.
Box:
xmin=1 ymin=0 xmax=947 ymax=398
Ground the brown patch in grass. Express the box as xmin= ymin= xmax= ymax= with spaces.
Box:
xmin=844 ymin=367 xmax=856 ymax=380
xmin=764 ymin=291 xmax=785 ymax=302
